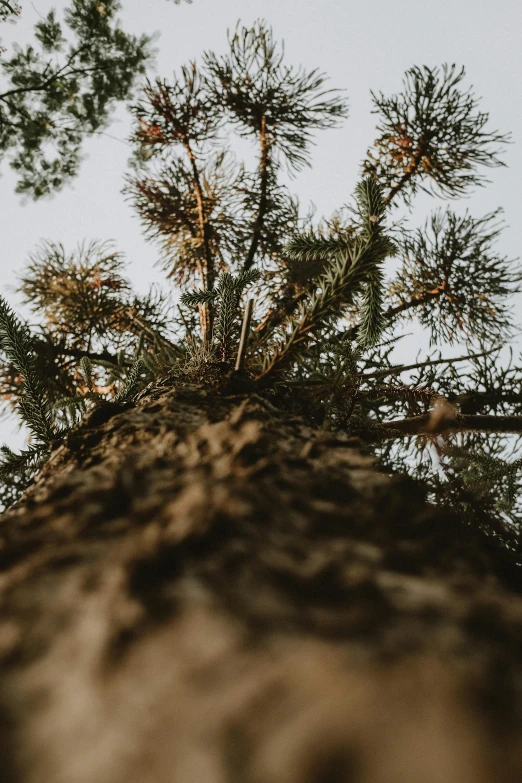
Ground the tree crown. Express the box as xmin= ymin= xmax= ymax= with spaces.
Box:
xmin=0 ymin=17 xmax=521 ymax=547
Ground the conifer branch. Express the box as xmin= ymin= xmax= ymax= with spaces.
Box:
xmin=385 ymin=413 xmax=522 ymax=437
xmin=383 ymin=285 xmax=447 ymax=319
xmin=364 ymin=384 xmax=438 ymax=407
xmin=357 ymin=267 xmax=385 ymax=350
xmin=257 ymin=239 xmax=390 ymax=381
xmin=0 ymin=444 xmax=47 ymax=482
xmin=257 ymin=179 xmax=395 ymax=381
xmin=80 ymin=356 xmax=95 ymax=393
xmin=181 ymin=270 xmax=260 ymax=362
xmin=450 ymin=391 xmax=522 ymax=411
xmin=215 ymin=273 xmax=238 ymax=361
xmin=113 ymin=358 xmax=143 ymax=403
xmin=388 ymin=209 xmax=520 ymax=344
xmin=184 ymin=141 xmax=215 ymax=342
xmin=342 ymin=287 xmax=447 ymax=344
xmin=383 ymin=145 xmax=427 ymax=205
xmin=179 ymin=290 xmax=218 ymax=307
xmin=363 ymin=64 xmax=510 ymax=206
xmin=244 ymin=115 xmax=270 ymax=270
xmin=0 ymin=295 xmax=55 ymax=445
xmin=33 ymin=340 xmax=119 ymax=366
xmin=363 ymin=346 xmax=500 ymax=380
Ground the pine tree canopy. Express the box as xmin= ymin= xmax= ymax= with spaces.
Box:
xmin=1 ymin=19 xmax=521 ymax=549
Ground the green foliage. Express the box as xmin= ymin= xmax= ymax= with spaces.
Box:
xmin=113 ymin=357 xmax=143 ymax=402
xmin=79 ymin=356 xmax=96 ymax=394
xmin=0 ymin=241 xmax=176 ymax=442
xmin=0 ymin=1 xmax=20 ymax=24
xmin=181 ymin=268 xmax=260 ymax=361
xmin=0 ymin=0 xmax=152 ymax=196
xmin=1 ymin=19 xmax=521 ymax=544
xmin=0 ymin=295 xmax=55 ymax=445
xmin=382 ymin=433 xmax=522 ymax=536
xmin=357 ymin=267 xmax=386 ymax=350
xmin=0 ymin=296 xmax=55 ymax=503
xmin=20 ymin=240 xmax=172 ymax=352
xmin=363 ymin=64 xmax=510 ymax=205
xmin=258 ymin=178 xmax=396 ymax=378
xmin=126 ymin=18 xmax=346 ymax=325
xmin=203 ymin=20 xmax=347 ymax=172
xmin=375 ymin=347 xmax=522 ymax=530
xmin=0 ymin=444 xmax=47 ymax=510
xmin=406 ymin=347 xmax=522 ymax=418
xmin=452 ymin=449 xmax=522 ymax=516
xmin=389 ymin=209 xmax=521 ymax=344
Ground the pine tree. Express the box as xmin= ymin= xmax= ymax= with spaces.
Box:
xmin=1 ymin=20 xmax=522 ymax=782
xmin=3 ymin=26 xmax=520 ymax=530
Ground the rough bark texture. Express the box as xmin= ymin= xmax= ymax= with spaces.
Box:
xmin=1 ymin=381 xmax=522 ymax=782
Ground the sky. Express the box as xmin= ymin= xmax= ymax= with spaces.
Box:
xmin=0 ymin=0 xmax=521 ymax=446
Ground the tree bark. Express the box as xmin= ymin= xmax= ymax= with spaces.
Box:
xmin=0 ymin=382 xmax=522 ymax=782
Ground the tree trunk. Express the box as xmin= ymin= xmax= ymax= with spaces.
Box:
xmin=0 ymin=382 xmax=522 ymax=783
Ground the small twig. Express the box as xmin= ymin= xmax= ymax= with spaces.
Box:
xmin=235 ymin=299 xmax=255 ymax=371
xmin=362 ymin=346 xmax=500 ymax=380
xmin=125 ymin=308 xmax=182 ymax=356
xmin=177 ymin=305 xmax=196 ymax=346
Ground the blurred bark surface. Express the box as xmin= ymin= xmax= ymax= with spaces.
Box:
xmin=0 ymin=382 xmax=522 ymax=783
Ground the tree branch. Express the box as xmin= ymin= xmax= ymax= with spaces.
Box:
xmin=383 ymin=139 xmax=428 ymax=205
xmin=33 ymin=340 xmax=118 ymax=366
xmin=448 ymin=390 xmax=522 ymax=413
xmin=183 ymin=140 xmax=214 ymax=342
xmin=124 ymin=309 xmax=183 ymax=357
xmin=244 ymin=115 xmax=270 ymax=271
xmin=0 ymin=44 xmax=90 ymax=102
xmin=363 ymin=346 xmax=499 ymax=380
xmin=384 ymin=413 xmax=522 ymax=437
xmin=342 ymin=283 xmax=446 ymax=343
xmin=256 ymin=247 xmax=446 ymax=351
xmin=383 ymin=283 xmax=446 ymax=320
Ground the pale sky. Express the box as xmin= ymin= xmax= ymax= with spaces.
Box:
xmin=0 ymin=0 xmax=521 ymax=446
